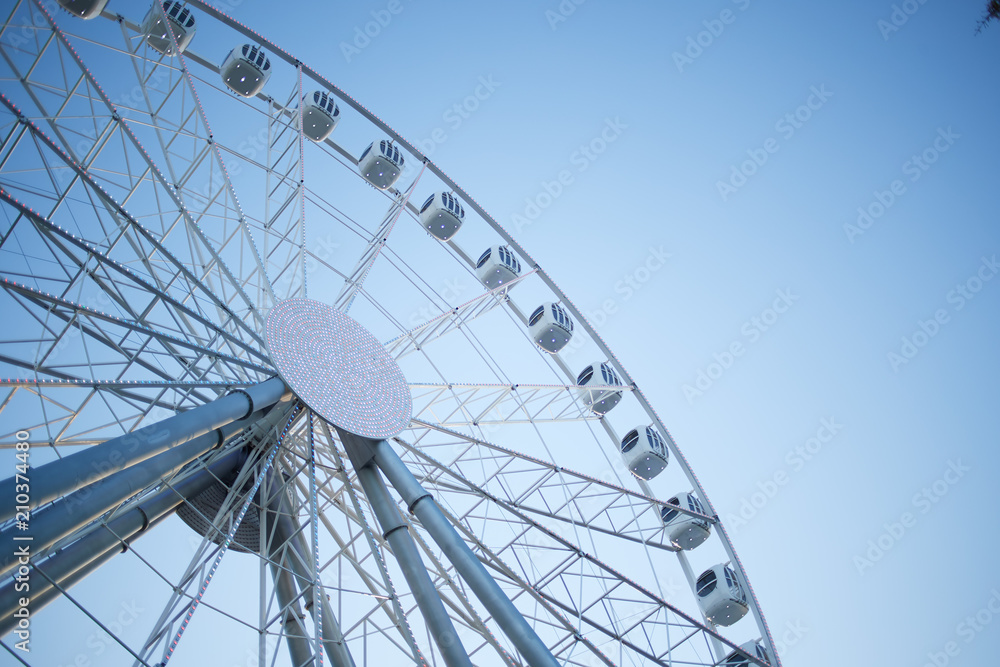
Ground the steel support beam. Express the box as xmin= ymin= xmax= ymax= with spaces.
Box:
xmin=0 ymin=447 xmax=247 ymax=634
xmin=0 ymin=395 xmax=290 ymax=577
xmin=0 ymin=377 xmax=288 ymax=521
xmin=263 ymin=472 xmax=356 ymax=667
xmin=12 ymin=548 xmax=120 ymax=633
xmin=356 ymin=465 xmax=472 ymax=667
xmin=370 ymin=439 xmax=560 ymax=667
xmin=340 ymin=430 xmax=471 ymax=667
xmin=270 ymin=560 xmax=316 ymax=667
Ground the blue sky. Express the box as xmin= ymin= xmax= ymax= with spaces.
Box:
xmin=288 ymin=1 xmax=1000 ymax=665
xmin=2 ymin=0 xmax=999 ymax=665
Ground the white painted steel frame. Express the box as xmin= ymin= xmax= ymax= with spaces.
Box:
xmin=0 ymin=2 xmax=778 ymax=666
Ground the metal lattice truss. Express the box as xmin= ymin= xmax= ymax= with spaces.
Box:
xmin=409 ymin=383 xmax=631 ymax=427
xmin=0 ymin=3 xmax=779 ymax=667
xmin=385 ymin=269 xmax=536 ymax=360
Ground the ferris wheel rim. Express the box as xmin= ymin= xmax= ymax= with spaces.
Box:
xmin=0 ymin=2 xmax=780 ymax=666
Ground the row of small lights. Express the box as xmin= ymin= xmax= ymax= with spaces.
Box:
xmin=0 ymin=275 xmax=269 ymax=375
xmin=30 ymin=7 xmax=269 ymax=321
xmin=305 ymin=413 xmax=325 ymax=666
xmin=406 ymin=421 xmax=714 ymax=525
xmin=161 ymin=402 xmax=302 ymax=664
xmin=190 ymin=2 xmax=773 ymax=661
xmin=0 ymin=378 xmax=235 ymax=386
xmin=50 ymin=6 xmax=771 ymax=664
xmin=0 ymin=90 xmax=265 ymax=358
xmin=156 ymin=3 xmax=275 ymax=294
xmin=398 ymin=442 xmax=615 ymax=665
xmin=318 ymin=424 xmax=431 ymax=666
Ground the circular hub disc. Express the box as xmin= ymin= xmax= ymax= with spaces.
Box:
xmin=265 ymin=299 xmax=412 ymax=439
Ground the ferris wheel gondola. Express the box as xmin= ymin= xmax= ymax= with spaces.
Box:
xmin=0 ymin=3 xmax=783 ymax=666
xmin=221 ymin=43 xmax=272 ymax=97
xmin=56 ymin=0 xmax=108 ymax=20
xmin=141 ymin=1 xmax=196 ymax=55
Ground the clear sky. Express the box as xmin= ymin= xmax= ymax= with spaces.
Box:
xmin=278 ymin=2 xmax=998 ymax=665
xmin=3 ymin=1 xmax=1000 ymax=666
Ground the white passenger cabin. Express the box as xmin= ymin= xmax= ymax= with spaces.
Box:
xmin=528 ymin=303 xmax=573 ymax=353
xmin=660 ymin=492 xmax=712 ymax=550
xmin=359 ymin=140 xmax=404 ymax=190
xmin=418 ymin=192 xmax=465 ymax=241
xmin=724 ymin=641 xmax=772 ymax=667
xmin=576 ymin=361 xmax=623 ymax=414
xmin=58 ymin=0 xmax=108 ymax=19
xmin=621 ymin=425 xmax=668 ymax=479
xmin=142 ymin=1 xmax=196 ymax=55
xmin=476 ymin=245 xmax=521 ymax=290
xmin=220 ymin=44 xmax=272 ymax=97
xmin=696 ymin=564 xmax=749 ymax=626
xmin=299 ymin=91 xmax=340 ymax=142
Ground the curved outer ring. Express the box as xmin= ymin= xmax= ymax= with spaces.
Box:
xmin=165 ymin=3 xmax=781 ymax=663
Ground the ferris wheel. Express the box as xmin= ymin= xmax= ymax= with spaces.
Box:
xmin=0 ymin=2 xmax=783 ymax=666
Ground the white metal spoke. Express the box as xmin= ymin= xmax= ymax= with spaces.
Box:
xmin=0 ymin=93 xmax=267 ymax=355
xmin=0 ymin=4 xmax=782 ymax=666
xmin=385 ymin=270 xmax=536 ymax=360
xmin=408 ymin=381 xmax=628 ymax=427
xmin=393 ymin=437 xmax=761 ymax=667
xmin=9 ymin=3 xmax=268 ymax=330
xmin=398 ymin=429 xmax=684 ymax=553
xmin=318 ymin=421 xmax=429 ymax=666
xmin=334 ymin=167 xmax=426 ymax=313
